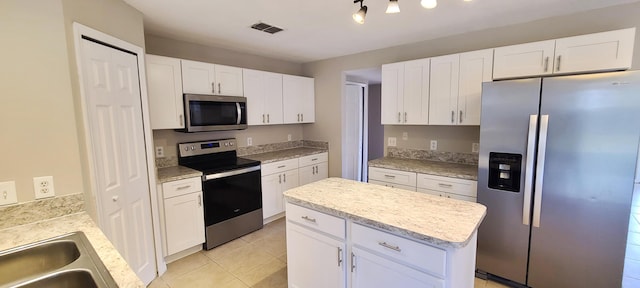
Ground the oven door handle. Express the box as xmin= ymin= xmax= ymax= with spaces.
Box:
xmin=203 ymin=165 xmax=261 ymax=181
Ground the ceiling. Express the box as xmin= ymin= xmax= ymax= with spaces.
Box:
xmin=124 ymin=0 xmax=639 ymax=63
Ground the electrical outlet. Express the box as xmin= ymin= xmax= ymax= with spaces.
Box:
xmin=472 ymin=143 xmax=480 ymax=153
xmin=247 ymin=137 xmax=253 ymax=146
xmin=388 ymin=137 xmax=397 ymax=147
xmin=430 ymin=140 xmax=438 ymax=151
xmin=33 ymin=176 xmax=55 ymax=199
xmin=155 ymin=146 xmax=165 ymax=158
xmin=287 ymin=134 xmax=292 ymax=141
xmin=402 ymin=132 xmax=408 ymax=141
xmin=0 ymin=181 xmax=17 ymax=206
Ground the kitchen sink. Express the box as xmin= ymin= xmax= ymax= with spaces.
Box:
xmin=0 ymin=232 xmax=117 ymax=288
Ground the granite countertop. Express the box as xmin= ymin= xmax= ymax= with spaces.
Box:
xmin=242 ymin=147 xmax=327 ymax=164
xmin=157 ymin=165 xmax=203 ymax=183
xmin=368 ymin=157 xmax=478 ymax=180
xmin=0 ymin=212 xmax=144 ymax=288
xmin=284 ymin=177 xmax=486 ymax=248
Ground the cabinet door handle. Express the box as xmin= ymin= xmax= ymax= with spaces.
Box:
xmin=177 ymin=185 xmax=191 ymax=190
xmin=404 ymin=112 xmax=407 ymax=123
xmin=398 ymin=112 xmax=401 ymax=123
xmin=218 ymin=83 xmax=221 ymax=94
xmin=544 ymin=57 xmax=549 ymax=72
xmin=198 ymin=194 xmax=202 ymax=206
xmin=312 ymin=166 xmax=316 ymax=175
xmin=315 ymin=166 xmax=319 ymax=174
xmin=262 ymin=114 xmax=265 ymax=123
xmin=283 ymin=173 xmax=286 ymax=182
xmin=459 ymin=110 xmax=463 ymax=123
xmin=451 ymin=110 xmax=455 ymax=123
xmin=112 ymin=196 xmax=119 ymax=202
xmin=301 ymin=215 xmax=316 ymax=223
xmin=279 ymin=174 xmax=282 ymax=184
xmin=337 ymin=247 xmax=343 ymax=267
xmin=267 ymin=114 xmax=270 ymax=123
xmin=351 ymin=252 xmax=356 ymax=272
xmin=211 ymin=82 xmax=215 ymax=94
xmin=297 ymin=114 xmax=300 ymax=122
xmin=301 ymin=113 xmax=304 ymax=122
xmin=438 ymin=183 xmax=453 ymax=188
xmin=179 ymin=114 xmax=184 ymax=126
xmin=556 ymin=55 xmax=562 ymax=72
xmin=378 ymin=241 xmax=402 ymax=252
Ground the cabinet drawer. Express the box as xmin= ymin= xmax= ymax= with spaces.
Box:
xmin=417 ymin=174 xmax=477 ymax=197
xmin=369 ymin=167 xmax=417 ymax=187
xmin=351 ymin=223 xmax=446 ymax=278
xmin=286 ymin=203 xmax=345 ymax=239
xmin=298 ymin=152 xmax=328 ymax=167
xmin=417 ymin=188 xmax=477 ymax=203
xmin=368 ymin=179 xmax=417 ymax=192
xmin=262 ymin=158 xmax=299 ymax=176
xmin=162 ymin=177 xmax=202 ymax=199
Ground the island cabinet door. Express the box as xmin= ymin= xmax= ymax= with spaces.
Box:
xmin=287 ymin=223 xmax=346 ymax=288
xmin=350 ymin=247 xmax=444 ymax=288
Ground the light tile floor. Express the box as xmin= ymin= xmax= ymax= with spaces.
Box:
xmin=148 ymin=217 xmax=509 ymax=288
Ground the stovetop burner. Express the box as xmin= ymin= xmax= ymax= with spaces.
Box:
xmin=177 ymin=139 xmax=261 ymax=175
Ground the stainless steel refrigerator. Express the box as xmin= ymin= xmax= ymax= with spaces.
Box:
xmin=476 ymin=71 xmax=640 ymax=288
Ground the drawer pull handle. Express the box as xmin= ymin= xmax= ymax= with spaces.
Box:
xmin=378 ymin=241 xmax=402 ymax=252
xmin=438 ymin=183 xmax=453 ymax=188
xmin=277 ymin=165 xmax=286 ymax=168
xmin=301 ymin=216 xmax=317 ymax=223
xmin=384 ymin=175 xmax=395 ymax=179
xmin=311 ymin=158 xmax=318 ymax=161
xmin=177 ymin=185 xmax=191 ymax=190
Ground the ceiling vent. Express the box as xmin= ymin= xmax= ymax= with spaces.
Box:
xmin=251 ymin=22 xmax=284 ymax=34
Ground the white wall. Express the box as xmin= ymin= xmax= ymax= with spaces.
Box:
xmin=302 ymin=2 xmax=640 ymax=177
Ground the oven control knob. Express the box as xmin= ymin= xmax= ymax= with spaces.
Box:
xmin=191 ymin=145 xmax=196 ymax=150
xmin=184 ymin=147 xmax=189 ymax=151
xmin=225 ymin=143 xmax=229 ymax=147
xmin=230 ymin=142 xmax=234 ymax=146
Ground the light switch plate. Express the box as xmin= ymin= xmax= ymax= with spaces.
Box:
xmin=0 ymin=181 xmax=18 ymax=206
xmin=388 ymin=137 xmax=397 ymax=147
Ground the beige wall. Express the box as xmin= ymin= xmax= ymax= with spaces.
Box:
xmin=0 ymin=0 xmax=83 ymax=203
xmin=144 ymin=34 xmax=308 ymax=156
xmin=302 ymin=2 xmax=640 ymax=177
xmin=0 ymin=0 xmax=145 ymax=208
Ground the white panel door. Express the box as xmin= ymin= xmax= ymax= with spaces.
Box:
xmin=351 ymin=247 xmax=444 ymax=288
xmin=429 ymin=54 xmax=460 ymax=125
xmin=214 ymin=64 xmax=243 ymax=96
xmin=343 ymin=84 xmax=363 ymax=181
xmin=287 ymin=224 xmax=346 ymax=288
xmin=493 ymin=40 xmax=556 ymax=79
xmin=554 ymin=28 xmax=635 ymax=74
xmin=181 ymin=59 xmax=215 ymax=95
xmin=403 ymin=58 xmax=430 ymax=125
xmin=381 ymin=63 xmax=404 ymax=125
xmin=80 ymin=39 xmax=155 ymax=283
xmin=458 ymin=49 xmax=493 ymax=125
xmin=146 ymin=54 xmax=184 ymax=129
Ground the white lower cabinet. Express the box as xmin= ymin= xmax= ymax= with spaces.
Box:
xmin=286 ymin=203 xmax=472 ymax=288
xmin=160 ymin=177 xmax=205 ymax=256
xmin=299 ymin=152 xmax=329 ymax=186
xmin=351 ymin=247 xmax=443 ymax=288
xmin=368 ymin=167 xmax=417 ymax=191
xmin=417 ymin=173 xmax=477 ymax=202
xmin=262 ymin=159 xmax=299 ymax=219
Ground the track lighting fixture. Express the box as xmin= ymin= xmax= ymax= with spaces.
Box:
xmin=385 ymin=0 xmax=400 ymax=14
xmin=352 ymin=0 xmax=368 ymax=24
xmin=352 ymin=0 xmax=472 ymax=24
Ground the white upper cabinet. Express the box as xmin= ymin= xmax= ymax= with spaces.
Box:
xmin=494 ymin=28 xmax=635 ymax=79
xmin=429 ymin=54 xmax=460 ymax=125
xmin=381 ymin=59 xmax=430 ymax=125
xmin=146 ymin=54 xmax=184 ymax=130
xmin=458 ymin=49 xmax=493 ymax=125
xmin=554 ymin=28 xmax=635 ymax=75
xmin=181 ymin=59 xmax=243 ymax=96
xmin=493 ymin=40 xmax=556 ymax=80
xmin=243 ymin=69 xmax=283 ymax=125
xmin=283 ymin=74 xmax=315 ymax=124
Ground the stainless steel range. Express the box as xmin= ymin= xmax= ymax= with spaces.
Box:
xmin=178 ymin=139 xmax=263 ymax=250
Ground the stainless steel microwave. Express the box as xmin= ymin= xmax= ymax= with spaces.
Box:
xmin=181 ymin=94 xmax=247 ymax=132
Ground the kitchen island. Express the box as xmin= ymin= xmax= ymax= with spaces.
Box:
xmin=283 ymin=177 xmax=486 ymax=288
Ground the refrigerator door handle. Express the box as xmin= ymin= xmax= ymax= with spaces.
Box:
xmin=533 ymin=114 xmax=550 ymax=228
xmin=523 ymin=114 xmax=538 ymax=226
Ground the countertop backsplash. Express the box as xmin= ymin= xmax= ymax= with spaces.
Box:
xmin=387 ymin=147 xmax=478 ymax=165
xmin=0 ymin=193 xmax=84 ymax=230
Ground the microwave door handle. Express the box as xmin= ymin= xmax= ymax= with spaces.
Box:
xmin=236 ymin=102 xmax=242 ymax=125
